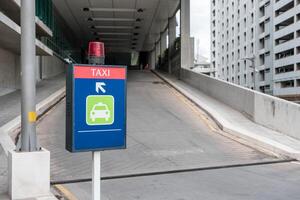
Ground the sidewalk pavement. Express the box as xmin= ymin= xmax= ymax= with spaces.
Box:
xmin=0 ymin=73 xmax=65 ymax=196
xmin=154 ymin=70 xmax=300 ymax=160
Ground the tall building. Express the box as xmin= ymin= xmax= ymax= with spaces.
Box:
xmin=211 ymin=0 xmax=300 ymax=102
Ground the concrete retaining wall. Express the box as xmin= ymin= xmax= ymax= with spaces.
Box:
xmin=180 ymin=68 xmax=300 ymax=140
xmin=0 ymin=47 xmax=20 ymax=89
xmin=41 ymin=54 xmax=66 ymax=79
xmin=0 ymin=47 xmax=65 ymax=91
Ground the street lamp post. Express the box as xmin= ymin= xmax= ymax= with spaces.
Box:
xmin=20 ymin=0 xmax=38 ymax=151
xmin=241 ymin=56 xmax=257 ymax=90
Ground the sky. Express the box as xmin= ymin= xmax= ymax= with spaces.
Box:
xmin=190 ymin=0 xmax=211 ymax=61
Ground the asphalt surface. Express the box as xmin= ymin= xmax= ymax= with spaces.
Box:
xmin=33 ymin=71 xmax=300 ymax=199
xmin=63 ymin=162 xmax=300 ymax=200
xmin=37 ymin=71 xmax=276 ymax=183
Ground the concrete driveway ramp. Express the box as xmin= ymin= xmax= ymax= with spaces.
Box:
xmin=37 ymin=71 xmax=278 ymax=183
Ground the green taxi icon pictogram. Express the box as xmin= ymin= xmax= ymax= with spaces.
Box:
xmin=86 ymin=95 xmax=114 ymax=125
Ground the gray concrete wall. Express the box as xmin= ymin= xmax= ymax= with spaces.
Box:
xmin=0 ymin=47 xmax=19 ymax=89
xmin=180 ymin=68 xmax=300 ymax=140
xmin=254 ymin=93 xmax=300 ymax=140
xmin=180 ymin=68 xmax=255 ymax=118
xmin=41 ymin=55 xmax=66 ymax=79
xmin=0 ymin=46 xmax=65 ymax=91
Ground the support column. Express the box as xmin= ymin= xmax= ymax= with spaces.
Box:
xmin=161 ymin=31 xmax=167 ymax=54
xmin=168 ymin=15 xmax=176 ymax=73
xmin=161 ymin=30 xmax=167 ymax=71
xmin=180 ymin=0 xmax=192 ymax=70
xmin=155 ymin=40 xmax=161 ymax=68
xmin=152 ymin=50 xmax=156 ymax=69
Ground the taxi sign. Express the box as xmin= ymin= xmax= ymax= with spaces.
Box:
xmin=66 ymin=64 xmax=127 ymax=152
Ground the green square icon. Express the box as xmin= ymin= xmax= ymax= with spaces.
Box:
xmin=86 ymin=95 xmax=114 ymax=125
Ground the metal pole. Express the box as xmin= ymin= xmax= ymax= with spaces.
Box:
xmin=20 ymin=0 xmax=38 ymax=152
xmin=92 ymin=151 xmax=101 ymax=200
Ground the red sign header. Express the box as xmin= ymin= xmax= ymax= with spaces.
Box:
xmin=74 ymin=66 xmax=126 ymax=80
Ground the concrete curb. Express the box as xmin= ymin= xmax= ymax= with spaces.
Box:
xmin=153 ymin=70 xmax=300 ymax=160
xmin=0 ymin=87 xmax=66 ymax=155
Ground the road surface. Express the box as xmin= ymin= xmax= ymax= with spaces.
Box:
xmin=36 ymin=71 xmax=300 ymax=199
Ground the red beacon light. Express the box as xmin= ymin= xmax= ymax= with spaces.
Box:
xmin=88 ymin=41 xmax=105 ymax=65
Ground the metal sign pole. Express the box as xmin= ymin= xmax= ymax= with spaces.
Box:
xmin=92 ymin=151 xmax=101 ymax=200
xmin=20 ymin=0 xmax=38 ymax=151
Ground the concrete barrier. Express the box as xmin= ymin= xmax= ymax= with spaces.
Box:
xmin=180 ymin=68 xmax=300 ymax=140
xmin=0 ymin=87 xmax=66 ymax=155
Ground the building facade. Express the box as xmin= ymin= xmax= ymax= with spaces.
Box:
xmin=211 ymin=0 xmax=300 ymax=102
xmin=0 ymin=0 xmax=79 ymax=96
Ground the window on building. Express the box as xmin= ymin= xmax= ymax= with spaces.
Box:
xmin=275 ymin=33 xmax=294 ymax=45
xmin=275 ymin=17 xmax=294 ymax=31
xmin=297 ymin=30 xmax=300 ymax=38
xmin=259 ymin=6 xmax=265 ymax=17
xmin=259 ymin=22 xmax=265 ymax=34
xmin=279 ymin=80 xmax=295 ymax=88
xmin=275 ymin=48 xmax=294 ymax=60
xmin=297 ymin=13 xmax=300 ymax=21
xmin=297 ymin=46 xmax=300 ymax=54
xmin=259 ymin=70 xmax=265 ymax=81
xmin=259 ymin=54 xmax=265 ymax=65
xmin=259 ymin=38 xmax=265 ymax=49
xmin=259 ymin=86 xmax=265 ymax=93
xmin=275 ymin=64 xmax=294 ymax=74
xmin=275 ymin=1 xmax=294 ymax=17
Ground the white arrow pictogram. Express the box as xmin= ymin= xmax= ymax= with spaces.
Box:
xmin=96 ymin=82 xmax=106 ymax=93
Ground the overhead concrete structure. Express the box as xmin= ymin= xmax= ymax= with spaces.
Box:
xmin=0 ymin=0 xmax=196 ymax=93
xmin=52 ymin=0 xmax=180 ymax=52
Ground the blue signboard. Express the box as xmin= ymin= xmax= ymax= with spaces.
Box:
xmin=66 ymin=64 xmax=127 ymax=152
